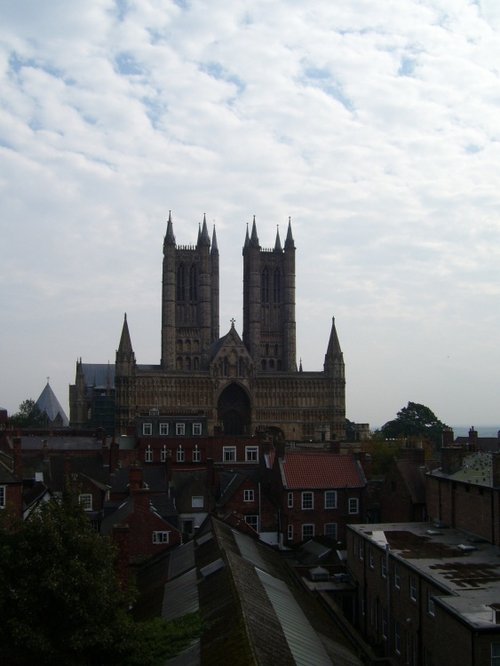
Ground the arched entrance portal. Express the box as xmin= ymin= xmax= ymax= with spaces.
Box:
xmin=217 ymin=383 xmax=251 ymax=436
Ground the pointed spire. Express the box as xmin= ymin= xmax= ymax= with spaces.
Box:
xmin=164 ymin=210 xmax=176 ymax=248
xmin=118 ymin=313 xmax=133 ymax=355
xmin=211 ymin=224 xmax=218 ymax=255
xmin=284 ymin=216 xmax=295 ymax=250
xmin=244 ymin=223 xmax=250 ymax=250
xmin=250 ymin=215 xmax=259 ymax=248
xmin=198 ymin=213 xmax=211 ymax=247
xmin=326 ymin=316 xmax=342 ymax=355
xmin=299 ymin=358 xmax=303 ymax=372
xmin=274 ymin=225 xmax=282 ymax=252
xmin=324 ymin=316 xmax=343 ymax=375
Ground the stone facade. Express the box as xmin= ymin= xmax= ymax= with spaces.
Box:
xmin=71 ymin=214 xmax=346 ymax=441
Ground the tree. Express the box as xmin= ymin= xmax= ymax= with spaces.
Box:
xmin=10 ymin=398 xmax=48 ymax=428
xmin=380 ymin=401 xmax=447 ymax=448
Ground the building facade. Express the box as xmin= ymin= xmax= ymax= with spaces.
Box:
xmin=70 ymin=214 xmax=346 ymax=441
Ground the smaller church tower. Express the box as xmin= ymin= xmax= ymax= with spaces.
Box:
xmin=115 ymin=313 xmax=136 ymax=433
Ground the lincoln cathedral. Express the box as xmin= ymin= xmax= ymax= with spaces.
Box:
xmin=70 ymin=214 xmax=346 ymax=441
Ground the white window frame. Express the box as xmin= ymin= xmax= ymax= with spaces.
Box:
xmin=223 ymin=446 xmax=236 ymax=462
xmin=381 ymin=554 xmax=387 ymax=578
xmin=348 ymin=497 xmax=359 ymax=515
xmin=192 ymin=422 xmax=202 ymax=436
xmin=301 ymin=491 xmax=314 ymax=510
xmin=160 ymin=445 xmax=168 ymax=463
xmin=394 ymin=620 xmax=401 ymax=654
xmin=287 ymin=524 xmax=294 ymax=541
xmin=369 ymin=547 xmax=374 ymax=569
xmin=324 ymin=523 xmax=337 ymax=539
xmin=394 ymin=563 xmax=400 ymax=589
xmin=152 ymin=531 xmax=170 ymax=544
xmin=176 ymin=423 xmax=185 ymax=436
xmin=144 ymin=445 xmax=153 ymax=463
xmin=142 ymin=422 xmax=153 ymax=436
xmin=491 ymin=643 xmax=500 ymax=666
xmin=410 ymin=575 xmax=417 ymax=602
xmin=192 ymin=445 xmax=201 ymax=462
xmin=191 ymin=495 xmax=204 ymax=508
xmin=245 ymin=515 xmax=258 ymax=530
xmin=159 ymin=422 xmax=169 ymax=436
xmin=245 ymin=446 xmax=259 ymax=462
xmin=302 ymin=523 xmax=315 ymax=540
xmin=324 ymin=490 xmax=337 ymax=509
xmin=176 ymin=445 xmax=185 ymax=463
xmin=0 ymin=485 xmax=5 ymax=509
xmin=287 ymin=492 xmax=293 ymax=508
xmin=382 ymin=608 xmax=388 ymax=640
xmin=243 ymin=489 xmax=254 ymax=502
xmin=78 ymin=493 xmax=93 ymax=511
xmin=427 ymin=589 xmax=435 ymax=616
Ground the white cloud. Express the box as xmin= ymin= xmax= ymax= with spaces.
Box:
xmin=0 ymin=0 xmax=499 ymax=428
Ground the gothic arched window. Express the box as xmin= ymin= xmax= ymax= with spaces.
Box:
xmin=177 ymin=264 xmax=185 ymax=301
xmin=273 ymin=268 xmax=281 ymax=303
xmin=189 ymin=264 xmax=197 ymax=301
xmin=261 ymin=267 xmax=269 ymax=303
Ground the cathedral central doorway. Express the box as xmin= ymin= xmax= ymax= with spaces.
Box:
xmin=217 ymin=383 xmax=251 ymax=435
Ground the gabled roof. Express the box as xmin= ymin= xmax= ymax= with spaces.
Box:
xmin=208 ymin=322 xmax=252 ymax=365
xmin=280 ymin=452 xmax=366 ymax=489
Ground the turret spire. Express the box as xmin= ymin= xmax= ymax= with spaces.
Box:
xmin=198 ymin=213 xmax=211 ymax=247
xmin=118 ymin=313 xmax=133 ymax=355
xmin=284 ymin=216 xmax=295 ymax=250
xmin=250 ymin=215 xmax=259 ymax=248
xmin=211 ymin=224 xmax=218 ymax=254
xmin=164 ymin=211 xmax=176 ymax=248
xmin=274 ymin=225 xmax=282 ymax=252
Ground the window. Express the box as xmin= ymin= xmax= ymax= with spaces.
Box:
xmin=492 ymin=643 xmax=500 ymax=666
xmin=302 ymin=523 xmax=315 ymax=540
xmin=152 ymin=531 xmax=170 ymax=544
xmin=287 ymin=491 xmax=294 ymax=508
xmin=223 ymin=446 xmax=236 ymax=462
xmin=302 ymin=491 xmax=314 ymax=510
xmin=79 ymin=493 xmax=92 ymax=511
xmin=369 ymin=547 xmax=374 ymax=569
xmin=143 ymin=422 xmax=152 ymax=436
xmin=159 ymin=422 xmax=169 ymax=436
xmin=245 ymin=515 xmax=258 ymax=530
xmin=358 ymin=538 xmax=364 ymax=560
xmin=191 ymin=496 xmax=204 ymax=508
xmin=176 ymin=446 xmax=185 ymax=463
xmin=176 ymin=423 xmax=185 ymax=436
xmin=287 ymin=524 xmax=294 ymax=541
xmin=348 ymin=497 xmax=359 ymax=514
xmin=192 ymin=422 xmax=202 ymax=436
xmin=243 ymin=489 xmax=254 ymax=502
xmin=394 ymin=563 xmax=400 ymax=589
xmin=394 ymin=620 xmax=401 ymax=654
xmin=0 ymin=485 xmax=5 ymax=509
xmin=324 ymin=523 xmax=337 ymax=539
xmin=324 ymin=490 xmax=337 ymax=509
xmin=381 ymin=554 xmax=387 ymax=578
xmin=160 ymin=445 xmax=168 ymax=463
xmin=144 ymin=445 xmax=153 ymax=463
xmin=382 ymin=608 xmax=388 ymax=640
xmin=427 ymin=589 xmax=435 ymax=616
xmin=410 ymin=575 xmax=417 ymax=601
xmin=245 ymin=446 xmax=259 ymax=462
xmin=192 ymin=445 xmax=201 ymax=463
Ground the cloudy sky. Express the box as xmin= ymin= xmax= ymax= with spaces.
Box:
xmin=1 ymin=0 xmax=499 ymax=429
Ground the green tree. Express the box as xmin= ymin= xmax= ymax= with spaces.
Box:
xmin=380 ymin=401 xmax=447 ymax=448
xmin=0 ymin=496 xmax=203 ymax=666
xmin=10 ymin=398 xmax=48 ymax=427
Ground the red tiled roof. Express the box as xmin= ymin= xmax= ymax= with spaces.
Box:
xmin=280 ymin=452 xmax=365 ymax=489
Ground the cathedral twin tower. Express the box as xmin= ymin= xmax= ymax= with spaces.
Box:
xmin=73 ymin=213 xmax=346 ymax=440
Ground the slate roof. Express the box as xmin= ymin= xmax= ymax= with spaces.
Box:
xmin=35 ymin=382 xmax=69 ymax=426
xmin=81 ymin=363 xmax=115 ymax=388
xmin=280 ymin=452 xmax=366 ymax=489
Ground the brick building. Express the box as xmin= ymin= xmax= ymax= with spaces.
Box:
xmin=347 ymin=522 xmax=500 ymax=666
xmin=276 ymin=451 xmax=366 ymax=546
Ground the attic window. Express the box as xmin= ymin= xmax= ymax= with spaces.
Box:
xmin=192 ymin=496 xmax=204 ymax=508
xmin=0 ymin=485 xmax=5 ymax=509
xmin=152 ymin=531 xmax=170 ymax=544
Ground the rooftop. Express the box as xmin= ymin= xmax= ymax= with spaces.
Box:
xmin=280 ymin=452 xmax=365 ymax=489
xmin=350 ymin=522 xmax=500 ymax=629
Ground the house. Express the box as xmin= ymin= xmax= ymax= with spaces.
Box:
xmin=379 ymin=447 xmax=427 ymax=523
xmin=101 ymin=467 xmax=181 ymax=573
xmin=276 ymin=451 xmax=366 ymax=546
xmin=347 ymin=521 xmax=500 ymax=666
xmin=216 ymin=468 xmax=278 ymax=544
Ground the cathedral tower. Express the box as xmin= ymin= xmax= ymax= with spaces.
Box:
xmin=242 ymin=217 xmax=296 ymax=372
xmin=161 ymin=212 xmax=219 ymax=371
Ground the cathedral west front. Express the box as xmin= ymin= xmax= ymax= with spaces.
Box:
xmin=70 ymin=214 xmax=346 ymax=441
